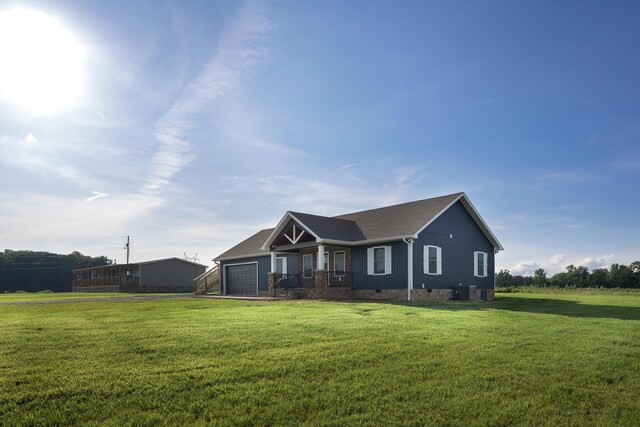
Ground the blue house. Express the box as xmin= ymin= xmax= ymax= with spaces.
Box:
xmin=213 ymin=193 xmax=503 ymax=301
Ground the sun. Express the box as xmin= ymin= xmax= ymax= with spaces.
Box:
xmin=0 ymin=7 xmax=85 ymax=116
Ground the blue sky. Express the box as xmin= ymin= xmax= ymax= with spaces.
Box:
xmin=0 ymin=0 xmax=639 ymax=274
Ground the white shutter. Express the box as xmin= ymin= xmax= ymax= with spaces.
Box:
xmin=474 ymin=252 xmax=479 ymax=277
xmin=367 ymin=248 xmax=373 ymax=275
xmin=423 ymin=245 xmax=429 ymax=274
xmin=385 ymin=246 xmax=392 ymax=275
xmin=282 ymin=257 xmax=287 ymax=275
xmin=482 ymin=252 xmax=487 ymax=277
xmin=437 ymin=247 xmax=442 ymax=275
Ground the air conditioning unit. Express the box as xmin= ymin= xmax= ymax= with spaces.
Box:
xmin=457 ymin=284 xmax=476 ymax=301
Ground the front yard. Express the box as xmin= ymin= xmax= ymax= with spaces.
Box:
xmin=1 ymin=292 xmax=638 ymax=425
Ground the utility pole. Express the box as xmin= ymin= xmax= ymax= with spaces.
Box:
xmin=124 ymin=236 xmax=130 ymax=264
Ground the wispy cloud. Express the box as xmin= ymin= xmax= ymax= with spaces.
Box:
xmin=19 ymin=133 xmax=37 ymax=145
xmin=531 ymin=169 xmax=598 ymax=187
xmin=145 ymin=0 xmax=274 ymax=193
xmin=84 ymin=191 xmax=108 ymax=203
xmin=473 ymin=96 xmax=511 ymax=105
xmin=508 ymin=252 xmax=623 ymax=276
xmin=0 ymin=192 xmax=162 ymax=250
xmin=0 ymin=134 xmax=86 ymax=182
xmin=612 ymin=160 xmax=640 ymax=172
xmin=510 ymin=253 xmax=567 ymax=276
xmin=339 ymin=163 xmax=358 ymax=170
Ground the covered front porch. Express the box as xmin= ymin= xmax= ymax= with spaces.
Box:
xmin=268 ymin=243 xmax=353 ymax=298
xmin=263 ymin=219 xmax=354 ymax=297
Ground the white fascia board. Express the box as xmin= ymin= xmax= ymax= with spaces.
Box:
xmin=412 ymin=193 xmax=504 ymax=252
xmin=214 ymin=253 xmax=270 ymax=262
xmin=320 ymin=235 xmax=413 ymax=246
xmin=260 ymin=212 xmax=296 ymax=251
xmin=458 ymin=194 xmax=504 ymax=252
xmin=412 ymin=194 xmax=464 ymax=238
xmin=288 ymin=213 xmax=321 ymax=240
xmin=259 ymin=212 xmax=321 ymax=251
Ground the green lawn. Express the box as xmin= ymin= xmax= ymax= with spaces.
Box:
xmin=1 ymin=293 xmax=639 ymax=426
xmin=0 ymin=292 xmax=183 ymax=303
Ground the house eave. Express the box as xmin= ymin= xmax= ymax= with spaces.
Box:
xmin=213 ymin=252 xmax=269 ymax=263
xmin=319 ymin=235 xmax=414 ymax=246
xmin=259 ymin=212 xmax=321 ymax=251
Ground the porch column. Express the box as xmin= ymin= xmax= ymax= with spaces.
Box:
xmin=270 ymin=250 xmax=277 ymax=273
xmin=317 ymin=245 xmax=325 ymax=270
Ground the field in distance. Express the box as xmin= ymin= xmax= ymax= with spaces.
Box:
xmin=1 ymin=292 xmax=639 ymax=425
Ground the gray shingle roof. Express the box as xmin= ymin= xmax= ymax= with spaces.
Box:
xmin=289 ymin=212 xmax=366 ymax=241
xmin=214 ymin=228 xmax=273 ymax=261
xmin=333 ymin=193 xmax=462 ymax=240
xmin=214 ymin=192 xmax=501 ymax=261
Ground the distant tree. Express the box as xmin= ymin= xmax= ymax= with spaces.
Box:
xmin=532 ymin=268 xmax=548 ymax=287
xmin=549 ymin=271 xmax=568 ymax=288
xmin=495 ymin=269 xmax=513 ymax=287
xmin=564 ymin=265 xmax=589 ymax=288
xmin=609 ymin=263 xmax=636 ymax=288
xmin=0 ymin=250 xmax=112 ymax=292
xmin=511 ymin=274 xmax=533 ymax=287
xmin=590 ymin=268 xmax=610 ymax=288
xmin=632 ymin=261 xmax=640 ymax=288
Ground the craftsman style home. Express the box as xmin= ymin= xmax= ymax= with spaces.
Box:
xmin=214 ymin=193 xmax=503 ymax=301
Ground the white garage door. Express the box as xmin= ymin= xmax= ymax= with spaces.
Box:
xmin=225 ymin=263 xmax=257 ymax=295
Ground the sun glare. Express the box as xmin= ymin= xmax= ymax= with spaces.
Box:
xmin=0 ymin=7 xmax=85 ymax=116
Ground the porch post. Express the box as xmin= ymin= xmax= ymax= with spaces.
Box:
xmin=317 ymin=245 xmax=325 ymax=270
xmin=270 ymin=250 xmax=277 ymax=273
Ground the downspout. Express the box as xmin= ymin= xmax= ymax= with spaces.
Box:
xmin=403 ymin=237 xmax=414 ymax=301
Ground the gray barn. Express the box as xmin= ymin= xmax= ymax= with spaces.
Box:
xmin=73 ymin=257 xmax=207 ymax=293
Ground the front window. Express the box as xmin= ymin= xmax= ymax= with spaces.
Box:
xmin=276 ymin=257 xmax=287 ymax=275
xmin=334 ymin=251 xmax=345 ymax=276
xmin=323 ymin=251 xmax=329 ymax=271
xmin=374 ymin=247 xmax=385 ymax=274
xmin=303 ymin=254 xmax=313 ymax=278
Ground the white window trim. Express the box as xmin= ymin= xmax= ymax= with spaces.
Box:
xmin=424 ymin=245 xmax=442 ymax=275
xmin=367 ymin=246 xmax=392 ymax=276
xmin=324 ymin=251 xmax=329 ymax=271
xmin=474 ymin=251 xmax=488 ymax=277
xmin=275 ymin=256 xmax=287 ymax=275
xmin=334 ymin=251 xmax=345 ymax=277
xmin=302 ymin=253 xmax=313 ymax=279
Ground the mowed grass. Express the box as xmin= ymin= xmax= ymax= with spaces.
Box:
xmin=0 ymin=292 xmax=182 ymax=303
xmin=1 ymin=293 xmax=639 ymax=426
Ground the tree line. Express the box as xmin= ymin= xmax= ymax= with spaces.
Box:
xmin=0 ymin=250 xmax=112 ymax=292
xmin=496 ymin=261 xmax=640 ymax=289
